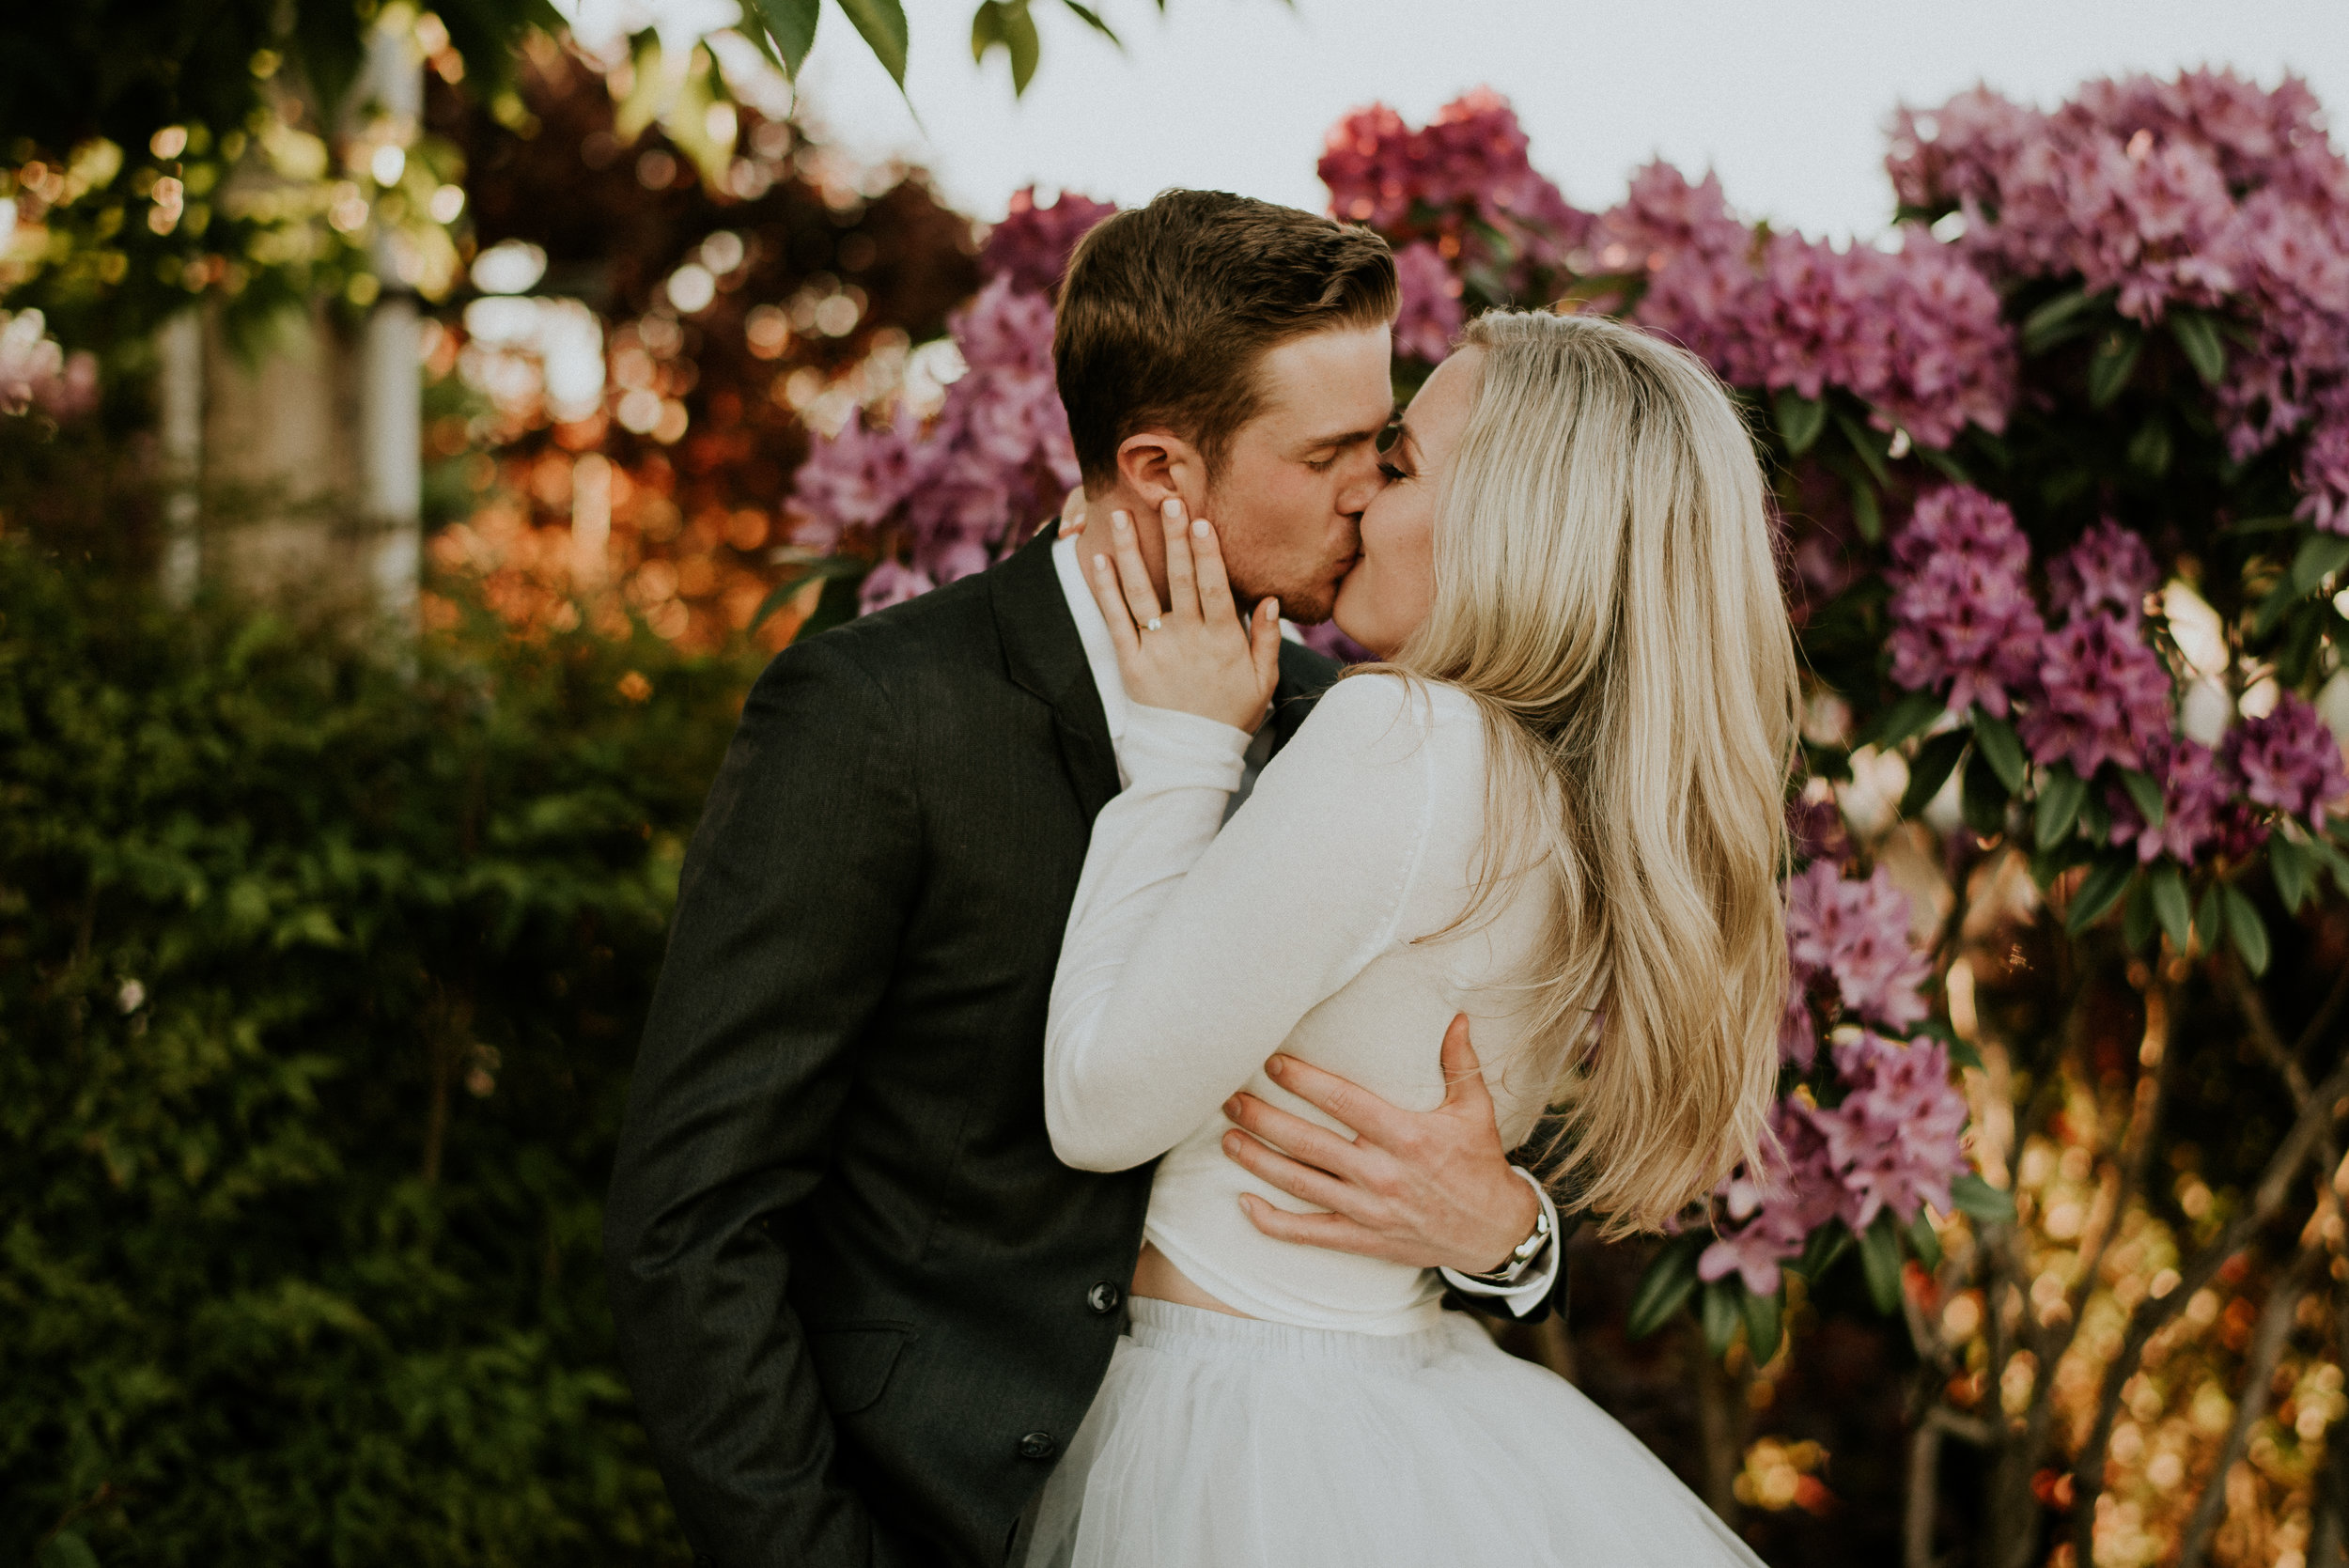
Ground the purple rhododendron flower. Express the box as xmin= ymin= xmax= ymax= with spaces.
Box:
xmin=1809 ymin=1032 xmax=1971 ymax=1232
xmin=1884 ymin=487 xmax=2047 ymax=718
xmin=2047 ymin=519 xmax=2160 ymax=626
xmin=980 ymin=187 xmax=1117 ymax=297
xmin=1700 ymin=1103 xmax=1842 ymax=1296
xmin=1888 ymin=69 xmax=2349 ymax=530
xmin=2227 ymin=692 xmax=2349 ymax=829
xmin=1392 ymin=241 xmax=1467 ymax=365
xmin=2106 ymin=736 xmax=2240 ymax=862
xmin=2017 ymin=614 xmax=2175 ymax=777
xmin=1784 ymin=862 xmax=1933 ymax=1046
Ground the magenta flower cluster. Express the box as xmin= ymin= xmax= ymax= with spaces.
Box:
xmin=1887 ymin=70 xmax=2349 ymax=529
xmin=1391 ymin=241 xmax=1467 ymax=365
xmin=1884 ymin=486 xmax=2046 ymax=718
xmin=2229 ymin=693 xmax=2349 ymax=831
xmin=1584 ymin=164 xmax=2015 ymax=449
xmin=1701 ymin=1032 xmax=1970 ymax=1297
xmin=1317 ymin=89 xmax=1589 ymax=294
xmin=979 ymin=186 xmax=1119 ymax=299
xmin=790 ymin=265 xmax=1085 ymax=611
xmin=1780 ymin=862 xmax=1933 ymax=1069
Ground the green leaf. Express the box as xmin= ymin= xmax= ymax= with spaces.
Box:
xmin=1916 ymin=443 xmax=1975 ymax=487
xmin=2119 ymin=769 xmax=2167 ymax=830
xmin=2127 ymin=416 xmax=2172 ymax=478
xmin=1835 ymin=411 xmax=1894 ymax=487
xmin=1859 ymin=1211 xmax=1905 ymax=1314
xmin=2150 ymin=862 xmax=2191 ymax=954
xmin=2170 ymin=309 xmax=2228 ymax=386
xmin=2079 ymin=793 xmax=2112 ymax=845
xmin=1950 ymin=1172 xmax=2018 ymax=1225
xmin=38 ymin=1533 xmax=101 ymax=1568
xmin=2020 ymin=287 xmax=2095 ymax=354
xmin=1774 ymin=389 xmax=1828 ymax=456
xmin=1740 ymin=1283 xmax=1783 ymax=1364
xmin=1857 ymin=691 xmax=1944 ymax=751
xmin=1702 ymin=1278 xmax=1743 ymax=1357
xmin=1971 ymin=708 xmax=2027 ymax=794
xmin=2035 ymin=765 xmax=2088 ymax=849
xmin=1626 ymin=1234 xmax=1704 ymax=1340
xmin=2224 ymin=884 xmax=2270 ymax=975
xmin=2123 ymin=876 xmax=2158 ymax=952
xmin=2271 ymin=834 xmax=2312 ymax=913
xmin=2308 ymin=832 xmax=2349 ymax=899
xmin=2223 ymin=514 xmax=2302 ymax=537
xmin=1061 ymin=0 xmax=1122 ymax=44
xmin=2089 ymin=327 xmax=2143 ymax=408
xmin=834 ymin=0 xmax=910 ymax=84
xmin=2290 ymin=533 xmax=2349 ymax=596
xmin=1902 ymin=731 xmax=1969 ymax=817
xmin=1907 ymin=1211 xmax=1944 ymax=1271
xmin=2065 ymin=854 xmax=2136 ymax=935
xmin=1848 ymin=474 xmax=1882 ymax=544
xmin=1961 ymin=749 xmax=2009 ymax=837
xmin=972 ymin=0 xmax=1040 ymax=92
xmin=2194 ymin=880 xmax=2226 ymax=952
xmin=1947 ymin=1036 xmax=1985 ymax=1073
xmin=1791 ymin=1219 xmax=1851 ymax=1282
xmin=754 ymin=0 xmax=820 ymax=74
xmin=753 ymin=555 xmax=868 ymax=630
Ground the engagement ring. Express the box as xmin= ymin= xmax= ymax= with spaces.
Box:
xmin=1145 ymin=617 xmax=1162 ymax=631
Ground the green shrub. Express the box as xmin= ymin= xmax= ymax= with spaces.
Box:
xmin=0 ymin=543 xmax=754 ymax=1564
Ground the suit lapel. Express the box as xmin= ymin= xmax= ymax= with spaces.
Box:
xmin=990 ymin=525 xmax=1123 ymax=821
xmin=1268 ymin=639 xmax=1343 ymax=755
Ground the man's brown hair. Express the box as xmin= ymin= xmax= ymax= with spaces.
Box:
xmin=1052 ymin=190 xmax=1397 ymax=489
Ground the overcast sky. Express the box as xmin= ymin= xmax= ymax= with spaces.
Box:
xmin=781 ymin=0 xmax=2349 ymax=241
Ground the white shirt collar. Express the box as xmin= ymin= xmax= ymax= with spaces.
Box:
xmin=1050 ymin=532 xmax=1130 ymax=750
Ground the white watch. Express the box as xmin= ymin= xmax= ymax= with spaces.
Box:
xmin=1458 ymin=1170 xmax=1553 ymax=1287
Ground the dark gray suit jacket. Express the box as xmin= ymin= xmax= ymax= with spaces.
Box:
xmin=604 ymin=525 xmax=1345 ymax=1567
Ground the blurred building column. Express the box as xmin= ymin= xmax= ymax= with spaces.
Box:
xmin=357 ymin=19 xmax=425 ymax=630
xmin=156 ymin=308 xmax=204 ymax=607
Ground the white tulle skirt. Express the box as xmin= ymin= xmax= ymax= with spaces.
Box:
xmin=1023 ymin=1298 xmax=1766 ymax=1568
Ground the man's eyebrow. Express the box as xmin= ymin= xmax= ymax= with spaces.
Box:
xmin=1295 ymin=425 xmax=1386 ymax=451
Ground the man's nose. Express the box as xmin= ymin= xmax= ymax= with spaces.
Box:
xmin=1335 ymin=452 xmax=1386 ymax=516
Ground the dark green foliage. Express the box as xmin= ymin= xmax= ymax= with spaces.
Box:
xmin=0 ymin=544 xmax=752 ymax=1563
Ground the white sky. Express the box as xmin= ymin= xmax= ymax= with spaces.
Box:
xmin=783 ymin=0 xmax=2349 ymax=241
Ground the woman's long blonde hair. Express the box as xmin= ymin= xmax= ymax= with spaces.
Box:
xmin=1387 ymin=310 xmax=1799 ymax=1238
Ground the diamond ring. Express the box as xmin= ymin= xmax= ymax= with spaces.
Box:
xmin=1145 ymin=617 xmax=1162 ymax=632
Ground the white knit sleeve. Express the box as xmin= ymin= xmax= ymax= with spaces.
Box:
xmin=1045 ymin=675 xmax=1439 ymax=1172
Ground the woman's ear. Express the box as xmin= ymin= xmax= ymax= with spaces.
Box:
xmin=1114 ymin=429 xmax=1206 ymax=513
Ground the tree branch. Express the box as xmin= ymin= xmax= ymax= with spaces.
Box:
xmin=2178 ymin=1249 xmax=2321 ymax=1568
xmin=2068 ymin=1049 xmax=2349 ymax=1567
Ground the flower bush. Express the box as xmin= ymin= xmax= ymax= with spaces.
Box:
xmin=774 ymin=70 xmax=2349 ymax=1565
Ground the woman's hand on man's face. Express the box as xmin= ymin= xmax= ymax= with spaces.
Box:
xmin=1085 ymin=497 xmax=1283 ymax=734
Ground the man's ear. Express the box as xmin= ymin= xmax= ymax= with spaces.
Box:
xmin=1114 ymin=429 xmax=1206 ymax=513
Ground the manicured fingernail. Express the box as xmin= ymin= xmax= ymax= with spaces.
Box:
xmin=1112 ymin=510 xmax=1130 ymax=533
xmin=1191 ymin=517 xmax=1209 ymax=538
xmin=1093 ymin=553 xmax=1110 ymax=573
xmin=1266 ymin=598 xmax=1280 ymax=618
xmin=1162 ymin=498 xmax=1182 ymax=519
xmin=1266 ymin=1054 xmax=1286 ymax=1076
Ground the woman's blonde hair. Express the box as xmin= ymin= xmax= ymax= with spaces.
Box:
xmin=1386 ymin=309 xmax=1799 ymax=1238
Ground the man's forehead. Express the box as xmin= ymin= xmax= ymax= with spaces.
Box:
xmin=1250 ymin=326 xmax=1396 ymax=436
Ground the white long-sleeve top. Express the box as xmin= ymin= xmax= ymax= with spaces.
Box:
xmin=1044 ymin=668 xmax=1566 ymax=1334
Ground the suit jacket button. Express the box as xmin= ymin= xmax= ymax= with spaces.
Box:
xmin=1087 ymin=1281 xmax=1122 ymax=1314
xmin=1019 ymin=1430 xmax=1057 ymax=1461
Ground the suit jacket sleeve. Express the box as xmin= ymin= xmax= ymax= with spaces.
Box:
xmin=604 ymin=635 xmax=918 ymax=1568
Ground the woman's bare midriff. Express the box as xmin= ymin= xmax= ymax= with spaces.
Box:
xmin=1131 ymin=1241 xmax=1253 ymax=1318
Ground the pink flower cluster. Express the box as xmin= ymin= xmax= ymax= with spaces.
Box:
xmin=0 ymin=310 xmax=98 ymax=421
xmin=1578 ymin=164 xmax=2016 ymax=448
xmin=1318 ymin=89 xmax=1589 ymax=291
xmin=2229 ymin=692 xmax=2349 ymax=831
xmin=1392 ymin=241 xmax=1467 ymax=365
xmin=1884 ymin=486 xmax=2046 ymax=717
xmin=980 ymin=186 xmax=1119 ymax=298
xmin=1781 ymin=862 xmax=1932 ymax=1068
xmin=2017 ymin=613 xmax=2175 ymax=778
xmin=2105 ymin=735 xmax=2244 ymax=864
xmin=2046 ymin=518 xmax=2158 ymax=625
xmin=1700 ymin=1032 xmax=1971 ymax=1296
xmin=1888 ymin=70 xmax=2349 ymax=529
xmin=790 ymin=276 xmax=1080 ymax=609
